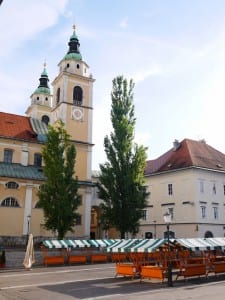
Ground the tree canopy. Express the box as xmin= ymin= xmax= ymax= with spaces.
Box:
xmin=98 ymin=76 xmax=149 ymax=238
xmin=38 ymin=120 xmax=81 ymax=239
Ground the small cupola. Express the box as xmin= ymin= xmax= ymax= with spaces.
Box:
xmin=64 ymin=25 xmax=82 ymax=61
xmin=26 ymin=63 xmax=52 ymax=120
xmin=32 ymin=63 xmax=51 ymax=96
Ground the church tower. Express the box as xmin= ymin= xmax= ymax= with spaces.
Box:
xmin=51 ymin=25 xmax=95 ymax=238
xmin=26 ymin=63 xmax=52 ymax=125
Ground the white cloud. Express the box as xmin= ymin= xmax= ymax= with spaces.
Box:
xmin=119 ymin=16 xmax=128 ymax=28
xmin=131 ymin=66 xmax=163 ymax=83
xmin=0 ymin=0 xmax=69 ymax=57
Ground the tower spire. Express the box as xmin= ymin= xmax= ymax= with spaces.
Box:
xmin=64 ymin=25 xmax=82 ymax=61
xmin=38 ymin=62 xmax=49 ymax=89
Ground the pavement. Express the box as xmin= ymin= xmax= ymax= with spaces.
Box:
xmin=2 ymin=248 xmax=225 ymax=299
xmin=1 ymin=263 xmax=225 ymax=299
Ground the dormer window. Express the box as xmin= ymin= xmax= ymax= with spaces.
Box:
xmin=34 ymin=153 xmax=42 ymax=167
xmin=4 ymin=149 xmax=13 ymax=163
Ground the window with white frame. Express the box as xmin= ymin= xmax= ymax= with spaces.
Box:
xmin=1 ymin=197 xmax=19 ymax=207
xmin=34 ymin=153 xmax=42 ymax=167
xmin=4 ymin=149 xmax=13 ymax=163
xmin=168 ymin=207 xmax=174 ymax=220
xmin=141 ymin=209 xmax=147 ymax=221
xmin=5 ymin=181 xmax=19 ymax=189
xmin=213 ymin=183 xmax=216 ymax=195
xmin=213 ymin=207 xmax=218 ymax=220
xmin=168 ymin=184 xmax=173 ymax=195
xmin=201 ymin=206 xmax=206 ymax=218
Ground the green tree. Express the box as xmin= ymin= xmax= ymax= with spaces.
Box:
xmin=98 ymin=76 xmax=149 ymax=238
xmin=38 ymin=120 xmax=81 ymax=239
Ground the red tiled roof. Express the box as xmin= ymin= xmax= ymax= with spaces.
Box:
xmin=0 ymin=112 xmax=37 ymax=141
xmin=145 ymin=138 xmax=225 ymax=175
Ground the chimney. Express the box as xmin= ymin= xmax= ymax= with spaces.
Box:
xmin=173 ymin=139 xmax=180 ymax=151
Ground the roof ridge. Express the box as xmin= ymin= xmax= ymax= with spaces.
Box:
xmin=184 ymin=139 xmax=195 ymax=165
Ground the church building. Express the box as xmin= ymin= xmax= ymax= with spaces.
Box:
xmin=0 ymin=26 xmax=95 ymax=241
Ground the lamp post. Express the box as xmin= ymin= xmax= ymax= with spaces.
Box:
xmin=163 ymin=211 xmax=173 ymax=287
xmin=26 ymin=215 xmax=31 ymax=246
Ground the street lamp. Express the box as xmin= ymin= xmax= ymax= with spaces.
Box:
xmin=163 ymin=211 xmax=173 ymax=287
xmin=26 ymin=215 xmax=31 ymax=246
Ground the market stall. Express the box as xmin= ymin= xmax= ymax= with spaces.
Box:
xmin=41 ymin=239 xmax=116 ymax=266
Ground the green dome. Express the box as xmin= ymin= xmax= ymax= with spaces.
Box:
xmin=63 ymin=25 xmax=82 ymax=61
xmin=64 ymin=52 xmax=82 ymax=61
xmin=33 ymin=86 xmax=51 ymax=95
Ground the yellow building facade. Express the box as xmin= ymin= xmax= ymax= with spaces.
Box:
xmin=0 ymin=26 xmax=94 ymax=242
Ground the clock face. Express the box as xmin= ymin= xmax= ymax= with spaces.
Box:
xmin=72 ymin=108 xmax=83 ymax=120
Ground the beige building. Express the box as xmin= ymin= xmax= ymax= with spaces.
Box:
xmin=0 ymin=26 xmax=95 ymax=241
xmin=139 ymin=139 xmax=225 ymax=239
xmin=91 ymin=139 xmax=225 ymax=240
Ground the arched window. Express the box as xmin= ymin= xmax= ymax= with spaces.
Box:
xmin=41 ymin=115 xmax=49 ymax=125
xmin=1 ymin=197 xmax=20 ymax=207
xmin=204 ymin=231 xmax=213 ymax=238
xmin=56 ymin=88 xmax=60 ymax=104
xmin=5 ymin=181 xmax=19 ymax=189
xmin=73 ymin=86 xmax=83 ymax=106
xmin=34 ymin=153 xmax=42 ymax=167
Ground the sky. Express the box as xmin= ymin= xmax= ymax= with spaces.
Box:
xmin=1 ymin=0 xmax=225 ymax=170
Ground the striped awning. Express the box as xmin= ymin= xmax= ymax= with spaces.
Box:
xmin=43 ymin=240 xmax=69 ymax=249
xmin=87 ymin=239 xmax=116 ymax=247
xmin=175 ymin=238 xmax=225 ymax=251
xmin=42 ymin=238 xmax=225 ymax=251
xmin=42 ymin=239 xmax=116 ymax=249
xmin=106 ymin=239 xmax=142 ymax=253
xmin=126 ymin=238 xmax=167 ymax=253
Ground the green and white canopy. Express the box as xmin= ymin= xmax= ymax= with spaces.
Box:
xmin=106 ymin=239 xmax=142 ymax=253
xmin=125 ymin=239 xmax=167 ymax=253
xmin=42 ymin=239 xmax=116 ymax=249
xmin=176 ymin=238 xmax=225 ymax=251
xmin=42 ymin=238 xmax=225 ymax=252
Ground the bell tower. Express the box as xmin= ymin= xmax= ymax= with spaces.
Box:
xmin=51 ymin=25 xmax=95 ymax=238
xmin=26 ymin=63 xmax=52 ymax=125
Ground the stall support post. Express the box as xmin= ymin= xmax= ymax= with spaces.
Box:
xmin=164 ymin=211 xmax=173 ymax=287
xmin=167 ymin=223 xmax=173 ymax=287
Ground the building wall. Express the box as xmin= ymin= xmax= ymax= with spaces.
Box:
xmin=0 ymin=138 xmax=43 ymax=166
xmin=139 ymin=168 xmax=225 ymax=239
